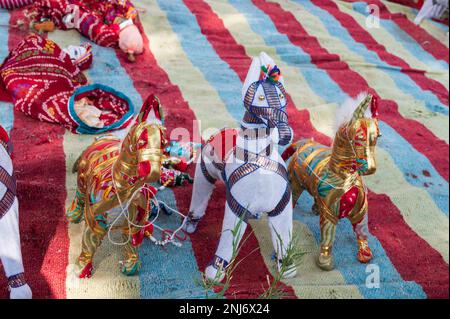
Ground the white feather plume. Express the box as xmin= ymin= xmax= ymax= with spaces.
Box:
xmin=334 ymin=92 xmax=372 ymax=133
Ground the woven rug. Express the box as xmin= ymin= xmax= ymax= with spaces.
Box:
xmin=0 ymin=0 xmax=448 ymax=299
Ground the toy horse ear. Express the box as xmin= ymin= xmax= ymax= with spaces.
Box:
xmin=137 ymin=94 xmax=164 ymax=124
xmin=351 ymin=93 xmax=373 ymax=122
xmin=242 ymin=56 xmax=262 ymax=101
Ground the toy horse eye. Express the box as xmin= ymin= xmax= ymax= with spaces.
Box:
xmin=279 ymin=94 xmax=285 ymax=100
xmin=378 ymin=133 xmax=382 ymax=138
xmin=138 ymin=140 xmax=146 ymax=146
xmin=259 ymin=95 xmax=265 ymax=101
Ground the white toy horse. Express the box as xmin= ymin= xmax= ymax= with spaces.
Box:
xmin=0 ymin=126 xmax=32 ymax=299
xmin=185 ymin=52 xmax=296 ymax=282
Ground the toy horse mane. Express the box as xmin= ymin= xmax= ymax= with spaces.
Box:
xmin=334 ymin=92 xmax=378 ymax=133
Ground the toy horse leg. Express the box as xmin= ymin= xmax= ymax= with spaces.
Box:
xmin=120 ymin=203 xmax=143 ymax=276
xmin=291 ymin=180 xmax=304 ymax=208
xmin=204 ymin=203 xmax=247 ymax=282
xmin=67 ymin=158 xmax=87 ymax=224
xmin=66 ymin=189 xmax=86 ymax=224
xmin=268 ymin=197 xmax=297 ymax=279
xmin=352 ymin=213 xmax=373 ymax=263
xmin=185 ymin=154 xmax=218 ymax=234
xmin=0 ymin=201 xmax=32 ymax=299
xmin=317 ymin=215 xmax=337 ymax=271
xmin=76 ymin=226 xmax=105 ymax=278
xmin=121 ymin=235 xmax=142 ymax=276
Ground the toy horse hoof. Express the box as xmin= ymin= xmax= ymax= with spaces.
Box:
xmin=317 ymin=255 xmax=334 ymax=271
xmin=183 ymin=215 xmax=201 ymax=234
xmin=78 ymin=262 xmax=94 ymax=279
xmin=205 ymin=265 xmax=226 ymax=283
xmin=357 ymin=240 xmax=373 ymax=264
xmin=9 ymin=284 xmax=32 ymax=299
xmin=317 ymin=246 xmax=334 ymax=271
xmin=183 ymin=221 xmax=198 ymax=234
xmin=120 ymin=255 xmax=142 ymax=276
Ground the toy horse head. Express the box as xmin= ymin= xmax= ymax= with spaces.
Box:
xmin=333 ymin=93 xmax=380 ymax=176
xmin=242 ymin=52 xmax=292 ymax=146
xmin=123 ymin=94 xmax=166 ymax=181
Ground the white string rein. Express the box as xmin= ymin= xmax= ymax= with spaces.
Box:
xmin=106 ymin=161 xmax=188 ymax=248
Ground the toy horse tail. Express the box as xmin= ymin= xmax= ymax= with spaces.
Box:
xmin=72 ymin=154 xmax=82 ymax=173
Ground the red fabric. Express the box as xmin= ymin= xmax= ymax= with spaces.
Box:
xmin=207 ymin=128 xmax=238 ymax=162
xmin=0 ymin=0 xmax=33 ymax=9
xmin=0 ymin=125 xmax=9 ymax=144
xmin=339 ymin=186 xmax=359 ymax=218
xmin=74 ymin=88 xmax=129 ymax=127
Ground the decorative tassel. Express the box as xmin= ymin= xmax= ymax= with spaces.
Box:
xmin=260 ymin=64 xmax=281 ymax=84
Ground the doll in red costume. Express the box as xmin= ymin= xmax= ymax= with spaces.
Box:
xmin=0 ymin=34 xmax=134 ymax=134
xmin=15 ymin=0 xmax=144 ymax=61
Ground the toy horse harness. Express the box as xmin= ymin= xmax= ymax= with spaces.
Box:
xmin=201 ymin=128 xmax=291 ymax=221
xmin=0 ymin=137 xmax=16 ymax=220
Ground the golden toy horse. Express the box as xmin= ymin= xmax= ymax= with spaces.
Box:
xmin=283 ymin=93 xmax=380 ymax=271
xmin=67 ymin=94 xmax=166 ymax=278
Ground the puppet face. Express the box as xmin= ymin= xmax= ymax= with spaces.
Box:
xmin=119 ymin=24 xmax=144 ymax=55
xmin=63 ymin=44 xmax=93 ymax=70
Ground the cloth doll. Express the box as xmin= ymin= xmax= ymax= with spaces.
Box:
xmin=0 ymin=34 xmax=134 ymax=134
xmin=26 ymin=0 xmax=143 ymax=61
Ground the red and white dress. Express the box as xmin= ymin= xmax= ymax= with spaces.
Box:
xmin=0 ymin=34 xmax=134 ymax=134
xmin=30 ymin=0 xmax=138 ymax=48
